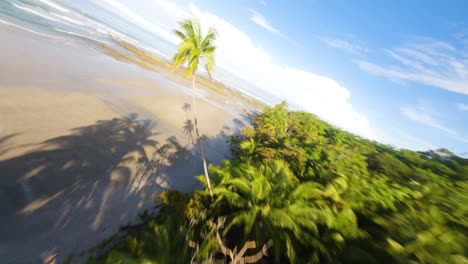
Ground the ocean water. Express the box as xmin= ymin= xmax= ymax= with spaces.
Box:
xmin=0 ymin=0 xmax=279 ymax=106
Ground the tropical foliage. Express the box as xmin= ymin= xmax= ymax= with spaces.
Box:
xmin=88 ymin=102 xmax=467 ymax=263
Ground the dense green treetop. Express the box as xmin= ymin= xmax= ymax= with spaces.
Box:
xmin=89 ymin=103 xmax=467 ymax=264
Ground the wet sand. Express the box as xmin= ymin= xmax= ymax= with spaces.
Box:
xmin=0 ymin=25 xmax=256 ymax=263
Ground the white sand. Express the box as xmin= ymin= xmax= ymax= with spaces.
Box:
xmin=0 ymin=25 xmax=254 ymax=263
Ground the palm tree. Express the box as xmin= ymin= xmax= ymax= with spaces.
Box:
xmin=198 ymin=160 xmax=362 ymax=263
xmin=172 ymin=19 xmax=217 ymax=197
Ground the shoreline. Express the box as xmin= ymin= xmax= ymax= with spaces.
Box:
xmin=0 ymin=25 xmax=259 ymax=263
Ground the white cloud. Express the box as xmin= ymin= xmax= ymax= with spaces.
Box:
xmin=91 ymin=0 xmax=186 ymax=45
xmin=395 ymin=130 xmax=437 ymax=150
xmin=248 ymin=9 xmax=279 ymax=34
xmin=401 ymin=103 xmax=468 ymax=143
xmin=94 ymin=1 xmax=376 ymax=139
xmin=321 ymin=37 xmax=366 ymax=54
xmin=378 ymin=128 xmax=437 ymax=151
xmin=355 ymin=37 xmax=468 ymax=95
xmin=456 ymin=103 xmax=468 ymax=111
xmin=401 ymin=107 xmax=455 ymax=135
xmin=260 ymin=0 xmax=267 ymax=6
xmin=247 ymin=9 xmax=301 ymax=48
xmin=39 ymin=0 xmax=69 ymax=13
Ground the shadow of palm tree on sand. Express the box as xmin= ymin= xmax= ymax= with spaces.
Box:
xmin=0 ymin=113 xmax=232 ymax=263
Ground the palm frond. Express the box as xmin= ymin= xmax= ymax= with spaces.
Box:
xmin=291 ymin=182 xmax=324 ymax=200
xmin=224 ymin=178 xmax=251 ymax=197
xmin=200 ymin=27 xmax=217 ymax=50
xmin=186 ymin=53 xmax=199 ymax=77
xmin=178 ymin=19 xmax=197 ymax=40
xmin=226 ymin=209 xmax=259 ymax=236
xmin=173 ymin=29 xmax=186 ymax=40
xmin=267 ymin=208 xmax=299 ymax=232
xmin=204 ymin=52 xmax=215 ymax=78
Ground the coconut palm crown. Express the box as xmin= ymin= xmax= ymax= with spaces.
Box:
xmin=172 ymin=19 xmax=217 ymax=79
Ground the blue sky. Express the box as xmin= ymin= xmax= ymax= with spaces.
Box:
xmin=62 ymin=0 xmax=468 ymax=154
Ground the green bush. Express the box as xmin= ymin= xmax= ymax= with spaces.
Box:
xmin=89 ymin=103 xmax=467 ymax=263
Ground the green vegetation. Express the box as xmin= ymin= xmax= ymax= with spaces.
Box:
xmin=87 ymin=17 xmax=466 ymax=264
xmin=88 ymin=102 xmax=467 ymax=263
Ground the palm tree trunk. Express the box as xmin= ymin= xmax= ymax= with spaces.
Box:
xmin=191 ymin=75 xmax=213 ymax=197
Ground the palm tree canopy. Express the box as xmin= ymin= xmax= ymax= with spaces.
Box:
xmin=197 ymin=160 xmax=362 ymax=263
xmin=172 ymin=19 xmax=217 ymax=78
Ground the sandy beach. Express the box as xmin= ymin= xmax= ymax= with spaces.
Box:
xmin=0 ymin=25 xmax=257 ymax=263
